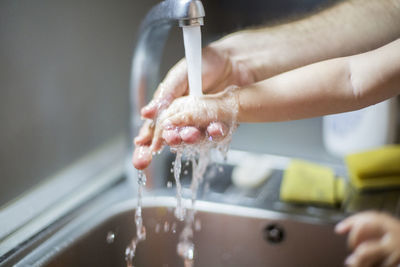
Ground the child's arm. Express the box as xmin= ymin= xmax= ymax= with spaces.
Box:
xmin=235 ymin=39 xmax=400 ymax=122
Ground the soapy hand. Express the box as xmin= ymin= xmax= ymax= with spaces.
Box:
xmin=133 ymin=42 xmax=254 ymax=170
xmin=335 ymin=211 xmax=400 ymax=267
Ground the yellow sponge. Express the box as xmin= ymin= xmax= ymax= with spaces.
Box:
xmin=346 ymin=145 xmax=400 ymax=191
xmin=280 ymin=160 xmax=344 ymax=206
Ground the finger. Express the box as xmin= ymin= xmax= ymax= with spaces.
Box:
xmin=345 ymin=241 xmax=387 ymax=267
xmin=335 ymin=215 xmax=360 ymax=235
xmin=207 ymin=122 xmax=228 ymax=140
xmin=162 ymin=129 xmax=182 ymax=146
xmin=134 ymin=120 xmax=154 ymax=146
xmin=141 ymin=95 xmax=174 ymax=119
xmin=155 ymin=60 xmax=188 ymax=99
xmin=336 ymin=211 xmax=381 ymax=235
xmin=141 ymin=60 xmax=189 ymax=119
xmin=179 ymin=127 xmax=202 ymax=144
xmin=132 ymin=146 xmax=153 ymax=170
xmin=150 ymin=124 xmax=164 ymax=153
xmin=348 ymin=220 xmax=385 ymax=251
xmin=141 ymin=100 xmax=158 ymax=119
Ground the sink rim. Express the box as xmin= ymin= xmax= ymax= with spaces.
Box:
xmin=113 ymin=196 xmax=338 ymax=225
xmin=13 ymin=196 xmax=341 ymax=267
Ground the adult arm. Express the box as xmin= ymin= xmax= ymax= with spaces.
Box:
xmin=216 ymin=0 xmax=400 ymax=82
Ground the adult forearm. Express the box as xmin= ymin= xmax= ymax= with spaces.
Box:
xmin=214 ymin=0 xmax=400 ymax=82
xmin=235 ymin=39 xmax=400 ymax=123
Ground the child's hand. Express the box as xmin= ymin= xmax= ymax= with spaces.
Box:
xmin=158 ymin=86 xmax=238 ymax=146
xmin=132 ymin=86 xmax=239 ymax=169
xmin=335 ymin=211 xmax=400 ymax=267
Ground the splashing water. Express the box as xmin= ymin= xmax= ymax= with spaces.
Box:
xmin=106 ymin=231 xmax=115 ymax=244
xmin=125 ymin=171 xmax=147 ymax=267
xmin=171 ymin=130 xmax=236 ymax=267
xmin=173 ymin=151 xmax=185 ymax=221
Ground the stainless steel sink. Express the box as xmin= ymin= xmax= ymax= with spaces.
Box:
xmin=17 ymin=197 xmax=348 ymax=267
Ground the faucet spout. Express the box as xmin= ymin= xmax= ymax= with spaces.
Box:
xmin=141 ymin=0 xmax=205 ymax=29
xmin=129 ymin=0 xmax=205 ymax=186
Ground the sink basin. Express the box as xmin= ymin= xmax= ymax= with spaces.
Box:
xmin=16 ymin=197 xmax=348 ymax=267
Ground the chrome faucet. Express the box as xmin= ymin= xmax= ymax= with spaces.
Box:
xmin=129 ymin=0 xmax=205 ymax=186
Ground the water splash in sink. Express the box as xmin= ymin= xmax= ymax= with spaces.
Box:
xmin=171 ymin=131 xmax=235 ymax=266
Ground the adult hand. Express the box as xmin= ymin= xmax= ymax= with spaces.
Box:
xmin=335 ymin=211 xmax=400 ymax=267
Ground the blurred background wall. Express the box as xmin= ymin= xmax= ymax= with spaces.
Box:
xmin=0 ymin=0 xmax=337 ymax=207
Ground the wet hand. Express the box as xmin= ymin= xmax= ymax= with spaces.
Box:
xmin=132 ymin=87 xmax=238 ymax=170
xmin=158 ymin=86 xmax=238 ymax=144
xmin=335 ymin=211 xmax=400 ymax=267
xmin=133 ymin=42 xmax=253 ymax=170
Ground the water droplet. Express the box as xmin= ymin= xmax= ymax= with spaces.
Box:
xmin=155 ymin=223 xmax=161 ymax=234
xmin=195 ymin=219 xmax=201 ymax=231
xmin=164 ymin=221 xmax=170 ymax=232
xmin=125 ymin=239 xmax=137 ymax=267
xmin=167 ymin=181 xmax=173 ymax=188
xmin=177 ymin=240 xmax=194 ymax=260
xmin=137 ymin=171 xmax=147 ymax=186
xmin=175 ymin=206 xmax=186 ymax=221
xmin=106 ymin=231 xmax=115 ymax=244
xmin=171 ymin=222 xmax=177 ymax=234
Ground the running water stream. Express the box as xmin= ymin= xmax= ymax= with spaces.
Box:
xmin=182 ymin=26 xmax=202 ymax=97
xmin=176 ymin=25 xmax=204 ymax=267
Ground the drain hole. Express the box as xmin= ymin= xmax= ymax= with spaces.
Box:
xmin=264 ymin=224 xmax=285 ymax=244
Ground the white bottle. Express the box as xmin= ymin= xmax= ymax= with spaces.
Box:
xmin=323 ymin=98 xmax=398 ymax=157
